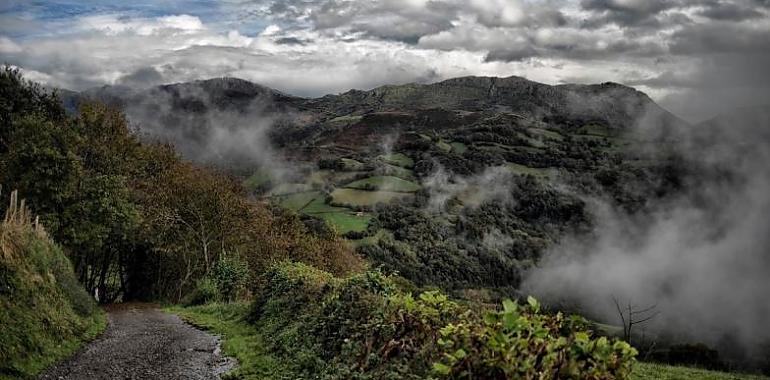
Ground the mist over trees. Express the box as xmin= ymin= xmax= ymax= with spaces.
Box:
xmin=0 ymin=67 xmax=361 ymax=302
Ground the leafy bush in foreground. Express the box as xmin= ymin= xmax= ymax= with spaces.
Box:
xmin=248 ymin=261 xmax=637 ymax=379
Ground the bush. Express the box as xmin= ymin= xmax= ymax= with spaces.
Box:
xmin=210 ymin=253 xmax=250 ymax=302
xmin=248 ymin=261 xmax=637 ymax=379
xmin=433 ymin=297 xmax=637 ymax=379
xmin=184 ymin=277 xmax=220 ymax=306
xmin=184 ymin=254 xmax=251 ymax=305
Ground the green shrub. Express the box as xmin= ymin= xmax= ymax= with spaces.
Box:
xmin=210 ymin=253 xmax=250 ymax=302
xmin=184 ymin=277 xmax=220 ymax=306
xmin=248 ymin=261 xmax=637 ymax=379
xmin=433 ymin=297 xmax=637 ymax=379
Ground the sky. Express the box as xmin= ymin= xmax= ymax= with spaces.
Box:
xmin=1 ymin=0 xmax=769 ymax=122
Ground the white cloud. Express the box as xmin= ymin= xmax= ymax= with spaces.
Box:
xmin=3 ymin=0 xmax=769 ymax=120
xmin=0 ymin=36 xmax=22 ymax=53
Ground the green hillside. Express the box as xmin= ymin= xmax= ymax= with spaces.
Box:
xmin=0 ymin=191 xmax=105 ymax=379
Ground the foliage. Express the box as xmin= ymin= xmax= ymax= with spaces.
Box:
xmin=433 ymin=297 xmax=636 ymax=379
xmin=246 ymin=261 xmax=637 ymax=379
xmin=168 ymin=302 xmax=292 ymax=380
xmin=184 ymin=277 xmax=220 ymax=306
xmin=209 ymin=253 xmax=251 ymax=302
xmin=0 ymin=191 xmax=105 ymax=379
xmin=0 ymin=69 xmax=363 ymax=303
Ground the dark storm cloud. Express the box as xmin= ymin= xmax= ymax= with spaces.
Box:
xmin=697 ymin=0 xmax=765 ymax=20
xmin=580 ymin=0 xmax=677 ymax=26
xmin=2 ymin=0 xmax=769 ymax=121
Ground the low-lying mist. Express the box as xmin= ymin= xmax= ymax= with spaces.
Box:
xmin=523 ymin=106 xmax=770 ymax=361
xmin=120 ymin=80 xmax=301 ymax=181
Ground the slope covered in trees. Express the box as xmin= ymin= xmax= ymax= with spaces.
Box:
xmin=0 ymin=67 xmax=362 ymax=303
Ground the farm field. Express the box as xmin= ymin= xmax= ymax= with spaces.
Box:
xmin=331 ymin=188 xmax=413 ymax=206
xmin=378 ymin=152 xmax=414 ymax=168
xmin=345 ymin=175 xmax=421 ymax=192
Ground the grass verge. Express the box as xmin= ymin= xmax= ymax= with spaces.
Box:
xmin=632 ymin=362 xmax=769 ymax=380
xmin=167 ymin=303 xmax=291 ymax=380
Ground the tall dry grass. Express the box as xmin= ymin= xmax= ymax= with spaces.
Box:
xmin=1 ymin=188 xmax=47 ymax=260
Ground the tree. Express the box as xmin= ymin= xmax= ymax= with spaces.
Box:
xmin=612 ymin=295 xmax=660 ymax=345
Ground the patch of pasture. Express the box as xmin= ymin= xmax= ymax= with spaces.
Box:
xmin=331 ymin=188 xmax=413 ymax=207
xmin=345 ymin=176 xmax=421 ymax=192
xmin=505 ymin=162 xmax=552 ymax=177
xmin=378 ymin=152 xmax=414 ymax=168
xmin=450 ymin=141 xmax=467 ymax=154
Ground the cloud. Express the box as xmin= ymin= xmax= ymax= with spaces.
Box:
xmin=523 ymin=106 xmax=770 ymax=359
xmin=1 ymin=0 xmax=769 ymax=120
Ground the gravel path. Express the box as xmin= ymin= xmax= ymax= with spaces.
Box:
xmin=38 ymin=304 xmax=235 ymax=380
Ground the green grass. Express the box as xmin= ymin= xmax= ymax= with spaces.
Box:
xmin=330 ymin=188 xmax=413 ymax=207
xmin=505 ymin=162 xmax=551 ymax=177
xmin=167 ymin=303 xmax=290 ymax=380
xmin=339 ymin=158 xmax=365 ymax=171
xmin=328 ymin=114 xmax=363 ymax=124
xmin=436 ymin=140 xmax=452 ymax=152
xmin=450 ymin=142 xmax=467 ymax=154
xmin=274 ymin=192 xmax=370 ymax=233
xmin=0 ymin=311 xmax=106 ymax=380
xmin=380 ymin=164 xmax=414 ymax=179
xmin=276 ymin=191 xmax=321 ymax=211
xmin=310 ymin=211 xmax=372 ymax=234
xmin=243 ymin=170 xmax=274 ymax=192
xmin=345 ymin=176 xmax=421 ymax=192
xmin=378 ymin=153 xmax=414 ymax=168
xmin=1 ymin=231 xmax=107 ymax=379
xmin=632 ymin=362 xmax=768 ymax=380
xmin=307 ymin=170 xmax=367 ymax=186
xmin=528 ymin=127 xmax=564 ymax=141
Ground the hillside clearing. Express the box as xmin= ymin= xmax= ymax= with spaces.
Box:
xmin=345 ymin=176 xmax=421 ymax=192
xmin=331 ymin=188 xmax=413 ymax=206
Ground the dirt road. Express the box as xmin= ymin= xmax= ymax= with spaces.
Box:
xmin=38 ymin=304 xmax=235 ymax=380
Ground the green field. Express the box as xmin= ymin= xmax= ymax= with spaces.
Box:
xmin=308 ymin=170 xmax=368 ymax=186
xmin=275 ymin=191 xmax=370 ymax=233
xmin=528 ymin=127 xmax=564 ymax=141
xmin=243 ymin=170 xmax=274 ymax=191
xmin=436 ymin=140 xmax=452 ymax=152
xmin=632 ymin=362 xmax=768 ymax=380
xmin=506 ymin=162 xmax=552 ymax=177
xmin=339 ymin=158 xmax=365 ymax=171
xmin=331 ymin=188 xmax=413 ymax=206
xmin=378 ymin=152 xmax=414 ymax=168
xmin=380 ymin=164 xmax=414 ymax=179
xmin=328 ymin=114 xmax=363 ymax=124
xmin=310 ymin=211 xmax=372 ymax=233
xmin=277 ymin=191 xmax=321 ymax=210
xmin=345 ymin=176 xmax=421 ymax=192
xmin=450 ymin=141 xmax=467 ymax=154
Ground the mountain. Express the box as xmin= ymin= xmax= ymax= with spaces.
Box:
xmin=61 ymin=75 xmax=689 ymax=164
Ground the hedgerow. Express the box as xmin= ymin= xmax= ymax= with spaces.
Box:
xmin=248 ymin=261 xmax=637 ymax=379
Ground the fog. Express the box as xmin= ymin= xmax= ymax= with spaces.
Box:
xmin=523 ymin=106 xmax=770 ymax=358
xmin=118 ymin=80 xmax=300 ymax=181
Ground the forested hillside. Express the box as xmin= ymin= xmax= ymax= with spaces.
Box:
xmin=0 ymin=68 xmax=646 ymax=379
